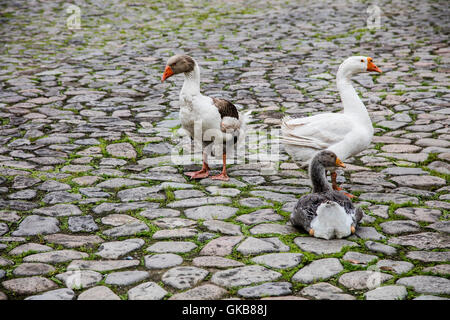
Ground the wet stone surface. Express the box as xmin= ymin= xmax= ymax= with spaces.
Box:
xmin=0 ymin=0 xmax=448 ymax=300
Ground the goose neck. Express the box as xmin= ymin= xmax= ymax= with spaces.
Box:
xmin=336 ymin=71 xmax=369 ymax=120
xmin=181 ymin=63 xmax=201 ymax=95
xmin=309 ymin=159 xmax=331 ymax=193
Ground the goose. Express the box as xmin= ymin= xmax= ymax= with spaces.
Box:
xmin=161 ymin=54 xmax=245 ymax=181
xmin=281 ymin=56 xmax=381 ymax=197
xmin=290 ymin=150 xmax=363 ymax=240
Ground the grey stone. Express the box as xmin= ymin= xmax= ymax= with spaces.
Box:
xmin=342 ymin=252 xmax=378 ymax=265
xmin=391 ymin=175 xmax=446 ymax=188
xmin=147 ymin=241 xmax=197 ymax=253
xmin=251 ymin=253 xmax=303 ymax=269
xmin=96 ymin=178 xmax=144 ymax=189
xmin=364 ymin=285 xmax=408 ymax=300
xmin=68 ymin=215 xmax=99 ymax=232
xmin=203 ymin=220 xmax=242 ymax=235
xmin=105 ymin=271 xmax=149 ymax=286
xmin=294 ymin=237 xmax=358 ymax=254
xmin=183 ymin=205 xmax=238 ymax=221
xmin=239 ymin=197 xmax=270 ymax=207
xmin=0 ymin=223 xmax=8 ymax=236
xmin=237 ymin=237 xmax=290 ymax=255
xmin=56 ymin=270 xmax=103 ymax=289
xmin=101 ymin=214 xmax=140 ymax=226
xmin=355 ymin=226 xmax=385 ymax=240
xmin=43 ymin=234 xmax=103 ymax=248
xmin=152 ymin=228 xmax=197 ymax=239
xmin=388 ymin=232 xmax=450 ymax=249
xmin=359 ymin=193 xmax=418 ymax=204
xmin=250 ymin=190 xmax=297 ymax=202
xmin=25 ymin=288 xmax=75 ymax=300
xmin=139 ymin=208 xmax=180 ymax=219
xmin=380 ymin=220 xmax=421 ymax=235
xmin=169 ymin=284 xmax=227 ymax=300
xmin=406 ymin=251 xmax=450 ymax=262
xmin=423 ymin=265 xmax=450 ymax=275
xmin=292 ymin=258 xmax=343 ymax=284
xmin=12 ymin=176 xmax=40 ymax=189
xmin=128 ymin=282 xmax=168 ymax=300
xmin=414 ymin=295 xmax=449 ymax=300
xmin=92 ymin=202 xmax=159 ymax=214
xmin=338 ymin=271 xmax=393 ymax=290
xmin=78 ymin=187 xmax=110 ymax=198
xmin=8 ymin=189 xmax=36 ymax=200
xmin=365 ymin=241 xmax=397 ymax=255
xmin=236 ymin=209 xmax=283 ymax=225
xmin=9 ymin=243 xmax=53 ymax=256
xmin=13 ymin=263 xmax=55 ymax=276
xmin=162 ymin=266 xmax=209 ymax=290
xmin=78 ymin=286 xmax=121 ymax=300
xmin=117 ymin=186 xmax=163 ymax=201
xmin=395 ymin=207 xmax=441 ymax=222
xmin=67 ymin=260 xmax=139 ymax=272
xmin=42 ymin=191 xmax=82 ymax=204
xmin=427 ymin=221 xmax=450 ymax=233
xmin=103 ymin=222 xmax=149 ymax=237
xmin=2 ymin=277 xmax=58 ymax=295
xmin=397 ymin=276 xmax=450 ymax=295
xmin=33 ymin=204 xmax=82 ymax=217
xmin=144 ymin=254 xmax=183 ymax=269
xmin=192 ymin=256 xmax=244 ymax=268
xmin=24 ymin=250 xmax=88 ymax=263
xmin=12 ymin=215 xmax=60 ymax=236
xmin=167 ymin=197 xmax=232 ymax=208
xmin=238 ymin=282 xmax=292 ymax=298
xmin=211 ymin=265 xmax=282 ymax=288
xmin=300 ymin=282 xmax=356 ymax=300
xmin=152 ymin=218 xmax=196 ymax=229
xmin=376 ymin=260 xmax=414 ymax=274
xmin=96 ymin=238 xmax=145 ymax=259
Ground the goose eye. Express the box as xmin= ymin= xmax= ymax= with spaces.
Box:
xmin=361 ymin=59 xmax=364 ymax=62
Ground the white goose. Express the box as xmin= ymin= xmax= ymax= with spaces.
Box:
xmin=281 ymin=56 xmax=381 ymax=196
xmin=161 ymin=54 xmax=245 ymax=181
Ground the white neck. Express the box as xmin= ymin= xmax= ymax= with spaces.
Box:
xmin=336 ymin=68 xmax=371 ymax=123
xmin=181 ymin=62 xmax=201 ymax=96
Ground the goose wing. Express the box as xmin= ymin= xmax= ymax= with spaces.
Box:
xmin=281 ymin=114 xmax=355 ymax=149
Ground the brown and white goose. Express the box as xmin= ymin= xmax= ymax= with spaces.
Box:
xmin=161 ymin=54 xmax=245 ymax=181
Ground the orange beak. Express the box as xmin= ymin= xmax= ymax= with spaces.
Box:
xmin=336 ymin=157 xmax=346 ymax=168
xmin=367 ymin=57 xmax=382 ymax=73
xmin=161 ymin=65 xmax=174 ymax=82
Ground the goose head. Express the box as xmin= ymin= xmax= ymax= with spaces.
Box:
xmin=338 ymin=56 xmax=382 ymax=78
xmin=314 ymin=150 xmax=346 ymax=171
xmin=161 ymin=54 xmax=196 ymax=82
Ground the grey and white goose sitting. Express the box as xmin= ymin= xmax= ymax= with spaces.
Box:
xmin=290 ymin=150 xmax=363 ymax=240
xmin=161 ymin=54 xmax=245 ymax=181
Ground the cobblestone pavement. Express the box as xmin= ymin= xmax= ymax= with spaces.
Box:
xmin=0 ymin=0 xmax=449 ymax=300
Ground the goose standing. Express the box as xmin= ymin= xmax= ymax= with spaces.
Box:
xmin=161 ymin=54 xmax=245 ymax=181
xmin=281 ymin=56 xmax=381 ymax=197
xmin=290 ymin=150 xmax=363 ymax=240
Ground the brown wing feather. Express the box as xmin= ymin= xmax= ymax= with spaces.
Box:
xmin=212 ymin=98 xmax=239 ymax=119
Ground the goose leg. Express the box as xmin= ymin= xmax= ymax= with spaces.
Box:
xmin=211 ymin=153 xmax=230 ymax=181
xmin=185 ymin=161 xmax=210 ymax=179
xmin=330 ymin=171 xmax=355 ymax=199
xmin=185 ymin=147 xmax=210 ymax=179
